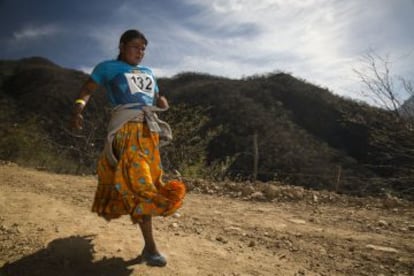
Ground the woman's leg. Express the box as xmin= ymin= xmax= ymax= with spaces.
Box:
xmin=138 ymin=215 xmax=167 ymax=266
xmin=138 ymin=215 xmax=158 ymax=254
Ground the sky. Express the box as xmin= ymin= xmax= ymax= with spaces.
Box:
xmin=1 ymin=0 xmax=413 ymax=104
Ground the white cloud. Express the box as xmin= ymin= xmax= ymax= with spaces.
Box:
xmin=6 ymin=0 xmax=406 ymax=105
xmin=170 ymin=0 xmax=413 ymax=101
xmin=12 ymin=24 xmax=61 ymax=41
xmin=81 ymin=0 xmax=356 ymax=89
xmin=158 ymin=1 xmax=349 ymax=83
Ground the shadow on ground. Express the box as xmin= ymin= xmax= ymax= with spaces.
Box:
xmin=1 ymin=235 xmax=142 ymax=276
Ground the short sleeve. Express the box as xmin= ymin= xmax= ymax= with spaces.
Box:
xmin=90 ymin=61 xmax=107 ymax=86
xmin=148 ymin=68 xmax=159 ymax=94
xmin=154 ymin=78 xmax=159 ymax=94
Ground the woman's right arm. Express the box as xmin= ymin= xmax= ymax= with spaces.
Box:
xmin=70 ymin=78 xmax=99 ymax=130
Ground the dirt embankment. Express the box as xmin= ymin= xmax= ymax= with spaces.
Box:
xmin=0 ymin=163 xmax=413 ymax=276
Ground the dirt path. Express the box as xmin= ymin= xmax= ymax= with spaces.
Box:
xmin=0 ymin=163 xmax=413 ymax=276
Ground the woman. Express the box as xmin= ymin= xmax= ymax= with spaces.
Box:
xmin=70 ymin=29 xmax=186 ymax=267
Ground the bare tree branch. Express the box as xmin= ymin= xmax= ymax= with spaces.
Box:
xmin=353 ymin=50 xmax=412 ymax=119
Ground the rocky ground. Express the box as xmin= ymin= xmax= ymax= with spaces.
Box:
xmin=0 ymin=162 xmax=413 ymax=276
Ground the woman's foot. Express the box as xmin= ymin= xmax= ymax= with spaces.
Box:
xmin=140 ymin=249 xmax=167 ymax=267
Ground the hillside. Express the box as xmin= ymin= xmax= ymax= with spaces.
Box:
xmin=0 ymin=57 xmax=413 ymax=200
xmin=401 ymin=96 xmax=414 ymax=117
xmin=1 ymin=163 xmax=413 ymax=275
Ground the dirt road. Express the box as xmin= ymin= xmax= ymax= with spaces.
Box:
xmin=0 ymin=163 xmax=413 ymax=275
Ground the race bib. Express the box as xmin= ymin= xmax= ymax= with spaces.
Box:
xmin=125 ymin=72 xmax=155 ymax=97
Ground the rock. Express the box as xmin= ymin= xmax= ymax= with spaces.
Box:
xmin=248 ymin=240 xmax=256 ymax=247
xmin=263 ymin=184 xmax=280 ymax=199
xmin=0 ymin=225 xmax=8 ymax=232
xmin=216 ymin=236 xmax=228 ymax=244
xmin=185 ymin=181 xmax=195 ymax=191
xmin=408 ymin=225 xmax=414 ymax=231
xmin=250 ymin=191 xmax=265 ymax=200
xmin=241 ymin=185 xmax=255 ymax=196
xmin=291 ymin=188 xmax=305 ymax=199
xmin=171 ymin=222 xmax=179 ymax=228
xmin=224 ymin=226 xmax=242 ymax=232
xmin=366 ymin=244 xmax=399 ymax=253
xmin=378 ymin=220 xmax=388 ymax=227
xmin=225 ymin=182 xmax=238 ymax=191
xmin=173 ymin=212 xmax=182 ymax=218
xmin=295 ymin=269 xmax=306 ymax=276
xmin=288 ymin=219 xmax=307 ymax=225
xmin=382 ymin=194 xmax=402 ymax=208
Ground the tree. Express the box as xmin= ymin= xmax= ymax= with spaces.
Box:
xmin=351 ymin=50 xmax=414 ymax=198
xmin=353 ymin=50 xmax=413 ymax=120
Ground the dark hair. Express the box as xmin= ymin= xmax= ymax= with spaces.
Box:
xmin=117 ymin=29 xmax=148 ymax=60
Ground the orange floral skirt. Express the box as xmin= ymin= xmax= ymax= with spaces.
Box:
xmin=92 ymin=122 xmax=186 ymax=223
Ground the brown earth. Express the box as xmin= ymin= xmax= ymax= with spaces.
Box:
xmin=0 ymin=162 xmax=413 ymax=276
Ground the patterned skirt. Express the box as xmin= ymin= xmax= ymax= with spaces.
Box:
xmin=92 ymin=122 xmax=186 ymax=223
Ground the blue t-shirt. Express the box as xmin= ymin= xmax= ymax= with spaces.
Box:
xmin=90 ymin=60 xmax=159 ymax=107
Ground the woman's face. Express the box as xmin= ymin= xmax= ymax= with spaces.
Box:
xmin=119 ymin=38 xmax=146 ymax=66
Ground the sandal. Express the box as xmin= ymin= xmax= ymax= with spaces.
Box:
xmin=140 ymin=250 xmax=167 ymax=267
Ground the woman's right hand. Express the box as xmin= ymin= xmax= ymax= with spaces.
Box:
xmin=69 ymin=78 xmax=97 ymax=131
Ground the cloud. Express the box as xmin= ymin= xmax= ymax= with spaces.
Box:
xmin=12 ymin=24 xmax=61 ymax=41
xmin=3 ymin=24 xmax=65 ymax=58
xmin=1 ymin=0 xmax=412 ymax=104
xmin=146 ymin=0 xmax=352 ymax=83
xmin=167 ymin=0 xmax=413 ymax=100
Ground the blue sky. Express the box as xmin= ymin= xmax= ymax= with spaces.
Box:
xmin=1 ymin=0 xmax=413 ymax=103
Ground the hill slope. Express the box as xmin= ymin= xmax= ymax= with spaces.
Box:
xmin=1 ymin=57 xmax=413 ymax=199
xmin=401 ymin=96 xmax=414 ymax=117
xmin=1 ymin=163 xmax=413 ymax=275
